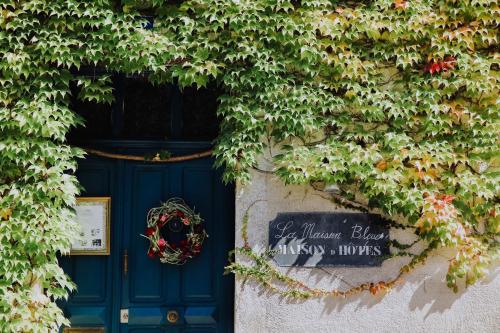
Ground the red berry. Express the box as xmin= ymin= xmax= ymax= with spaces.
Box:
xmin=193 ymin=244 xmax=202 ymax=254
xmin=157 ymin=238 xmax=167 ymax=250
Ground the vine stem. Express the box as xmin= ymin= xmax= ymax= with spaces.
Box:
xmin=228 ymin=198 xmax=430 ymax=299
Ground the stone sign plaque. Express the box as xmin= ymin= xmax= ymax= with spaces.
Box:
xmin=268 ymin=212 xmax=390 ymax=267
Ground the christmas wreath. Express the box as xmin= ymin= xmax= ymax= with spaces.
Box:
xmin=143 ymin=198 xmax=207 ymax=265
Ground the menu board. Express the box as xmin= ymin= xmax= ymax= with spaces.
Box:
xmin=71 ymin=197 xmax=110 ymax=255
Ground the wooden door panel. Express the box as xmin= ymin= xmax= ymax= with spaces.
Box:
xmin=65 ymin=306 xmax=107 ymax=326
xmin=70 ymin=256 xmax=108 ymax=302
xmin=127 ymin=307 xmax=164 ymax=325
xmin=183 ymin=306 xmax=217 ymax=324
xmin=123 ymin=160 xmax=233 ymax=332
xmin=184 ymin=328 xmax=218 ymax=333
xmin=126 ymin=328 xmax=167 ymax=333
xmin=59 ymin=159 xmax=116 ymax=331
xmin=129 ymin=168 xmax=166 ymax=303
xmin=60 ymin=149 xmax=234 ymax=333
xmin=181 ymin=168 xmax=216 ymax=301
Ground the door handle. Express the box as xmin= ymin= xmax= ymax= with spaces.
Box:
xmin=123 ymin=249 xmax=128 ymax=276
xmin=167 ymin=310 xmax=179 ymax=324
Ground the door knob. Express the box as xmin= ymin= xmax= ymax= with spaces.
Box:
xmin=167 ymin=310 xmax=179 ymax=324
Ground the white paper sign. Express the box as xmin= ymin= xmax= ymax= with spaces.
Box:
xmin=71 ymin=198 xmax=110 ymax=255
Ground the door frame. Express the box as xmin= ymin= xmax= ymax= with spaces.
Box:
xmin=68 ymin=139 xmax=235 ymax=332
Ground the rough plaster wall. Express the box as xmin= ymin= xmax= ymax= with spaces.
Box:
xmin=234 ymin=170 xmax=500 ymax=333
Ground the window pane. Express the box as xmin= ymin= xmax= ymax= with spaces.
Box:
xmin=122 ymin=77 xmax=173 ymax=140
xmin=67 ymin=81 xmax=113 ymax=141
xmin=181 ymin=85 xmax=220 ymax=141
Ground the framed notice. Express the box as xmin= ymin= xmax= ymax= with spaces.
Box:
xmin=70 ymin=197 xmax=111 ymax=255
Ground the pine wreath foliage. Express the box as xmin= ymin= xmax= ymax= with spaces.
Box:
xmin=0 ymin=0 xmax=499 ymax=330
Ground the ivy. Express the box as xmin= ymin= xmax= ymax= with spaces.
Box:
xmin=0 ymin=0 xmax=499 ymax=330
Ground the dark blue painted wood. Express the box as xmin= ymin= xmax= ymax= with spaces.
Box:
xmin=169 ymin=87 xmax=183 ymax=139
xmin=60 ymin=141 xmax=234 ymax=333
xmin=59 ymin=159 xmax=117 ymax=330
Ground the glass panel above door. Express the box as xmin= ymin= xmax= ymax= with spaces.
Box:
xmin=181 ymin=84 xmax=220 ymax=141
xmin=121 ymin=77 xmax=173 ymax=140
xmin=67 ymin=81 xmax=113 ymax=141
xmin=68 ymin=73 xmax=222 ymax=143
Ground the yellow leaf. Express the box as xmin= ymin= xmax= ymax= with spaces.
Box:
xmin=344 ymin=90 xmax=356 ymax=98
xmin=1 ymin=208 xmax=12 ymax=221
xmin=376 ymin=160 xmax=387 ymax=171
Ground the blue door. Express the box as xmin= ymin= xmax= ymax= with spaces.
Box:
xmin=60 ymin=142 xmax=235 ymax=333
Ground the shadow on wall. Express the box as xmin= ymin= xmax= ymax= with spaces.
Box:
xmin=237 ymin=253 xmax=500 ymax=320
xmin=406 ymin=257 xmax=500 ymax=320
xmin=235 ymin=170 xmax=500 ymax=329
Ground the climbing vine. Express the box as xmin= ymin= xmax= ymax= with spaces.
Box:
xmin=225 ymin=202 xmax=435 ymax=299
xmin=0 ymin=0 xmax=498 ymax=331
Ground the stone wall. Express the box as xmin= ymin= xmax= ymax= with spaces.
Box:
xmin=234 ymin=170 xmax=500 ymax=333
